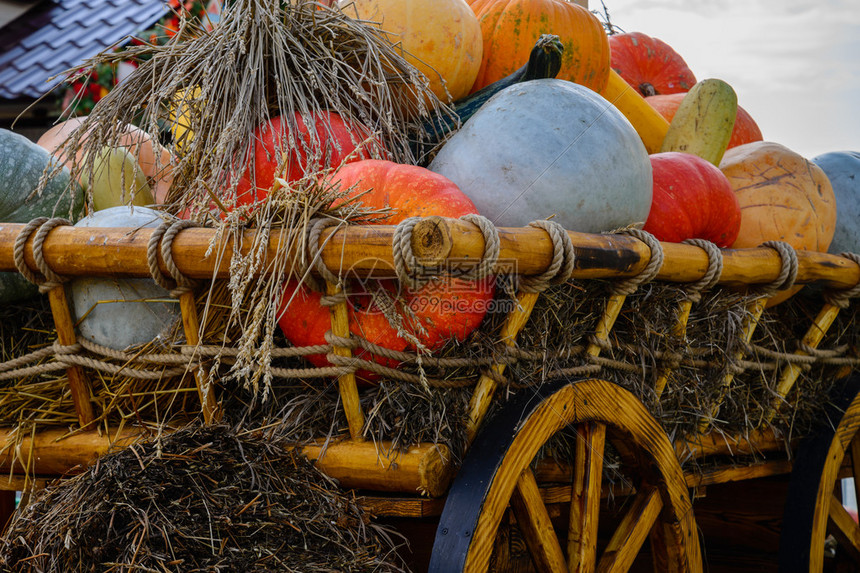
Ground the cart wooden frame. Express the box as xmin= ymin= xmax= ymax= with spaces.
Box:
xmin=1 ymin=215 xmax=859 ymax=572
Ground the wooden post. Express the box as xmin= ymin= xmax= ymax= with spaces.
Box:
xmin=326 ymin=281 xmax=365 ymax=441
xmin=47 ymin=285 xmax=95 ymax=429
xmin=179 ymin=290 xmax=220 ymax=424
xmin=466 ymin=291 xmax=540 ymax=444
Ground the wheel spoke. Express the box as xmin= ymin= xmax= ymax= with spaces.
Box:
xmin=596 ymin=487 xmax=663 ymax=573
xmin=828 ymin=494 xmax=860 ymax=562
xmin=511 ymin=468 xmax=569 ymax=573
xmin=568 ymin=422 xmax=607 ymax=573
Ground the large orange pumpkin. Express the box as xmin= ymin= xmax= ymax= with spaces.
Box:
xmin=721 ymin=142 xmax=836 ymax=252
xmin=339 ymin=0 xmax=483 ymax=102
xmin=468 ymin=0 xmax=609 ymax=94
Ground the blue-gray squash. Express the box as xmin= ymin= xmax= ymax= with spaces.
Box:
xmin=70 ymin=206 xmax=180 ymax=350
xmin=812 ymin=151 xmax=860 ymax=255
xmin=428 ymin=79 xmax=652 ymax=233
xmin=0 ymin=129 xmax=85 ymax=303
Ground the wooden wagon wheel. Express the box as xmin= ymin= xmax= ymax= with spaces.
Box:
xmin=779 ymin=373 xmax=860 ymax=572
xmin=429 ymin=378 xmax=702 ymax=572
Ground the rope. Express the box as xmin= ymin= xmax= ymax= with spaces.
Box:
xmin=520 ymin=220 xmax=575 ymax=293
xmin=391 ymin=216 xmax=425 ymax=290
xmin=824 ymin=252 xmax=860 ymax=309
xmin=457 ymin=214 xmax=500 ymax=282
xmin=757 ymin=241 xmax=799 ymax=298
xmin=307 ymin=217 xmax=343 ymax=286
xmin=147 ymin=218 xmax=198 ymax=297
xmin=681 ymin=239 xmax=724 ymax=302
xmin=14 ymin=218 xmax=72 ymax=293
xmin=612 ymin=229 xmax=664 ymax=295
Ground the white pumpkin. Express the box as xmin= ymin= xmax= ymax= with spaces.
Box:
xmin=70 ymin=206 xmax=180 ymax=350
xmin=429 ymin=79 xmax=652 ymax=233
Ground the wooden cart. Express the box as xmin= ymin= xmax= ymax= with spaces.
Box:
xmin=0 ymin=214 xmax=859 ymax=572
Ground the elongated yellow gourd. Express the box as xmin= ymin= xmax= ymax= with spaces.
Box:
xmin=660 ymin=78 xmax=738 ymax=166
xmin=600 ymin=69 xmax=670 ymax=154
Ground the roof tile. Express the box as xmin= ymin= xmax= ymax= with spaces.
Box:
xmin=0 ymin=0 xmax=168 ymax=100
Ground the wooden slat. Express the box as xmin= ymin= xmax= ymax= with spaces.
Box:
xmin=537 ymin=457 xmax=791 ymax=494
xmin=597 ymin=487 xmax=663 ymax=573
xmin=325 ymin=281 xmax=365 ymax=440
xmin=766 ymin=302 xmax=840 ymax=423
xmin=358 ymin=496 xmax=446 ymax=518
xmin=828 ymin=494 xmax=860 ymax=562
xmin=655 ymin=299 xmax=693 ymax=398
xmin=675 ymin=427 xmax=786 ymax=460
xmin=568 ymin=422 xmax=607 ymax=573
xmin=586 ymin=294 xmax=626 ymax=358
xmin=510 ymin=468 xmax=568 ymax=573
xmin=47 ymin=285 xmax=94 ymax=429
xmin=685 ymin=460 xmax=793 ymax=489
xmin=178 ymin=290 xmax=220 ymax=423
xmin=467 ymin=291 xmax=539 ymax=444
xmin=698 ymin=298 xmax=767 ymax=433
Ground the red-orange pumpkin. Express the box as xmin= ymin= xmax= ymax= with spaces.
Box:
xmin=609 ymin=32 xmax=696 ymax=97
xmin=647 ymin=93 xmax=763 ymax=150
xmin=278 ymin=159 xmax=494 ymax=381
xmin=643 ymin=152 xmax=741 ymax=247
xmin=468 ymin=0 xmax=609 ymax=94
xmin=236 ymin=111 xmax=386 ymax=205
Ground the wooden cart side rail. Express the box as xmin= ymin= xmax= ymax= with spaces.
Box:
xmin=0 ymin=428 xmax=454 ymax=498
xmin=0 ymin=425 xmax=787 ymax=493
xmin=1 ymin=217 xmax=859 ymax=288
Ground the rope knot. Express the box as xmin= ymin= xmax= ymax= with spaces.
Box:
xmin=14 ymin=217 xmax=73 ymax=293
xmin=520 ymin=220 xmax=575 ymax=293
xmin=147 ymin=219 xmax=199 ymax=297
xmin=612 ymin=229 xmax=664 ymax=296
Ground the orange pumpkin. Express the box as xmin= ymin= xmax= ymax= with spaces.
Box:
xmin=721 ymin=142 xmax=836 ymax=303
xmin=339 ymin=0 xmax=482 ymax=102
xmin=468 ymin=0 xmax=609 ymax=94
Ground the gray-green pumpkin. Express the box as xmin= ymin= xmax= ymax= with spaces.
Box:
xmin=70 ymin=206 xmax=180 ymax=351
xmin=0 ymin=129 xmax=85 ymax=303
xmin=428 ymin=79 xmax=652 ymax=233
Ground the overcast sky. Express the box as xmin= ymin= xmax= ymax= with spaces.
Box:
xmin=602 ymin=0 xmax=860 ymax=160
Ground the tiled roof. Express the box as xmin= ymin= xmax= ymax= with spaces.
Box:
xmin=0 ymin=0 xmax=168 ymax=99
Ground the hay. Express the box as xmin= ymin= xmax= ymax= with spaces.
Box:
xmin=0 ymin=424 xmax=407 ymax=572
xmin=29 ymin=0 xmax=456 ymax=402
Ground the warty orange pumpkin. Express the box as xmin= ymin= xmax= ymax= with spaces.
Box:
xmin=468 ymin=0 xmax=609 ymax=94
